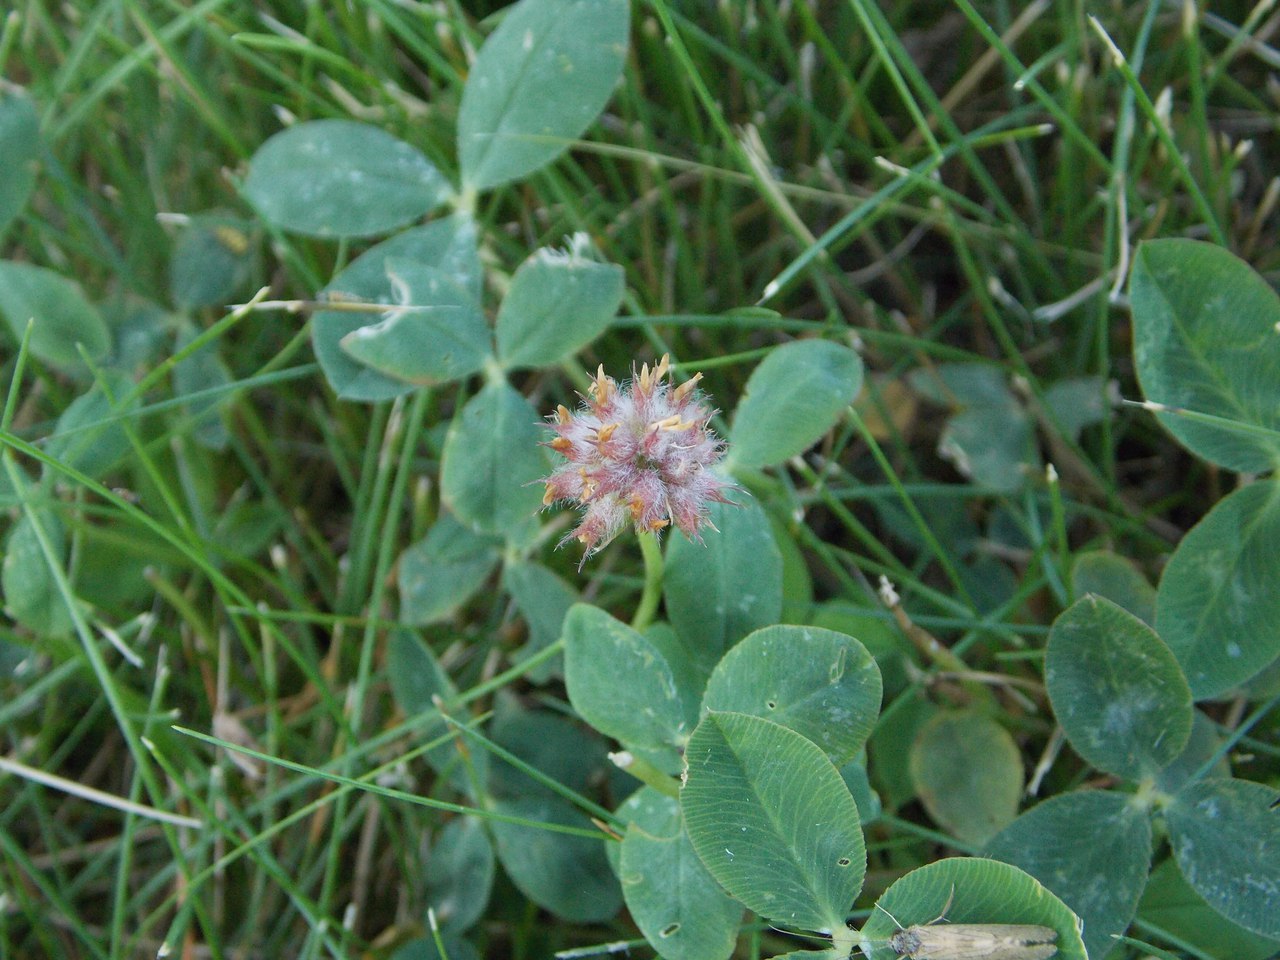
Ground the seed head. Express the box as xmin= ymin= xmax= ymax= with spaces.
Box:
xmin=542 ymin=354 xmax=734 ymax=567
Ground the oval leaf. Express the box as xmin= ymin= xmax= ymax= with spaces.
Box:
xmin=702 ymin=625 xmax=882 ymax=766
xmin=397 ymin=513 xmax=500 ymax=625
xmin=1154 ymin=709 xmax=1230 ymax=795
xmin=503 ymin=560 xmax=577 ymax=682
xmin=617 ymin=791 xmax=743 ymax=960
xmin=458 ymin=0 xmax=629 ymax=191
xmin=107 ymin=298 xmax=170 ymax=371
xmin=1241 ymin=654 xmax=1280 ymax=700
xmin=563 ymin=603 xmax=691 ymax=753
xmin=1130 ymin=238 xmax=1280 ymax=472
xmin=1165 ymin=778 xmax=1280 ymax=939
xmin=1043 ymin=376 xmax=1108 ymax=443
xmin=939 ymin=402 xmax=1038 ymax=492
xmin=169 ymin=213 xmax=256 ymax=310
xmin=495 ymin=244 xmax=624 ymax=369
xmin=173 ymin=324 xmax=232 ymax=450
xmin=490 ymin=697 xmax=607 ymax=800
xmin=385 ymin=628 xmax=473 ymax=790
xmin=2 ymin=507 xmax=74 ymax=638
xmin=339 ymin=263 xmax=490 ymax=386
xmin=312 ymin=215 xmax=481 ymax=401
xmin=771 ymin=513 xmax=815 ymax=623
xmin=490 ymin=793 xmax=621 ymax=923
xmin=839 ymin=760 xmax=882 ymax=827
xmin=243 ymin=120 xmax=450 ymax=238
xmin=0 ymin=87 xmax=40 ymax=232
xmin=386 ymin=626 xmax=471 ymax=779
xmin=869 ymin=691 xmax=936 ymax=813
xmin=813 ymin=601 xmax=915 ymax=696
xmin=908 ymin=362 xmax=1015 ymax=407
xmin=614 ymin=784 xmax=683 ymax=855
xmin=859 ymin=858 xmax=1086 ymax=960
xmin=681 ymin=711 xmax=865 ymax=934
xmin=46 ymin=370 xmax=139 ymax=479
xmin=425 ymin=817 xmax=495 ymax=935
xmin=985 ymin=790 xmax=1152 ymax=960
xmin=1070 ymin=550 xmax=1156 ymax=626
xmin=1139 ymin=859 xmax=1280 ymax=960
xmin=908 ymin=364 xmax=1036 ymax=491
xmin=1155 ymin=482 xmax=1280 ymax=699
xmin=663 ymin=496 xmax=782 ymax=671
xmin=0 ymin=261 xmax=110 ymax=373
xmin=640 ymin=622 xmax=709 ymax=740
xmin=1046 ymin=595 xmax=1192 ymax=779
xmin=909 ymin=710 xmax=1023 ymax=846
xmin=440 ymin=382 xmax=548 ymax=536
xmin=728 ymin=340 xmax=863 ymax=470
xmin=388 ymin=628 xmax=458 ymax=716
xmin=612 ymin=784 xmax=698 ymax=882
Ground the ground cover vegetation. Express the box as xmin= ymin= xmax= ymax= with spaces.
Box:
xmin=0 ymin=1 xmax=1278 ymax=958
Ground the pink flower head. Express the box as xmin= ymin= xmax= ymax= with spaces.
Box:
xmin=542 ymin=355 xmax=734 ymax=567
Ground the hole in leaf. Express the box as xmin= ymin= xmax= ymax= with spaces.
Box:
xmin=765 ymin=700 xmax=777 ymax=710
xmin=837 ymin=857 xmax=852 ymax=867
xmin=660 ymin=923 xmax=680 ymax=938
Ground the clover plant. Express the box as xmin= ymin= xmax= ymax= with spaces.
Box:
xmin=0 ymin=2 xmax=1277 ymax=959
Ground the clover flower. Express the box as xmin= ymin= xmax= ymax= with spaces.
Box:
xmin=542 ymin=354 xmax=734 ymax=567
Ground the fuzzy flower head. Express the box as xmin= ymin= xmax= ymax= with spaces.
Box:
xmin=542 ymin=355 xmax=733 ymax=567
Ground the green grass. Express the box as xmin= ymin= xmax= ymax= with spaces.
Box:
xmin=1 ymin=1 xmax=1278 ymax=958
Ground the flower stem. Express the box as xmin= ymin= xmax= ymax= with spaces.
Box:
xmin=631 ymin=531 xmax=664 ymax=631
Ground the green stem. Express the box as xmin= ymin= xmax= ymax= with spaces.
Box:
xmin=631 ymin=531 xmax=664 ymax=631
xmin=831 ymin=922 xmax=861 ymax=958
xmin=609 ymin=751 xmax=680 ymax=800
